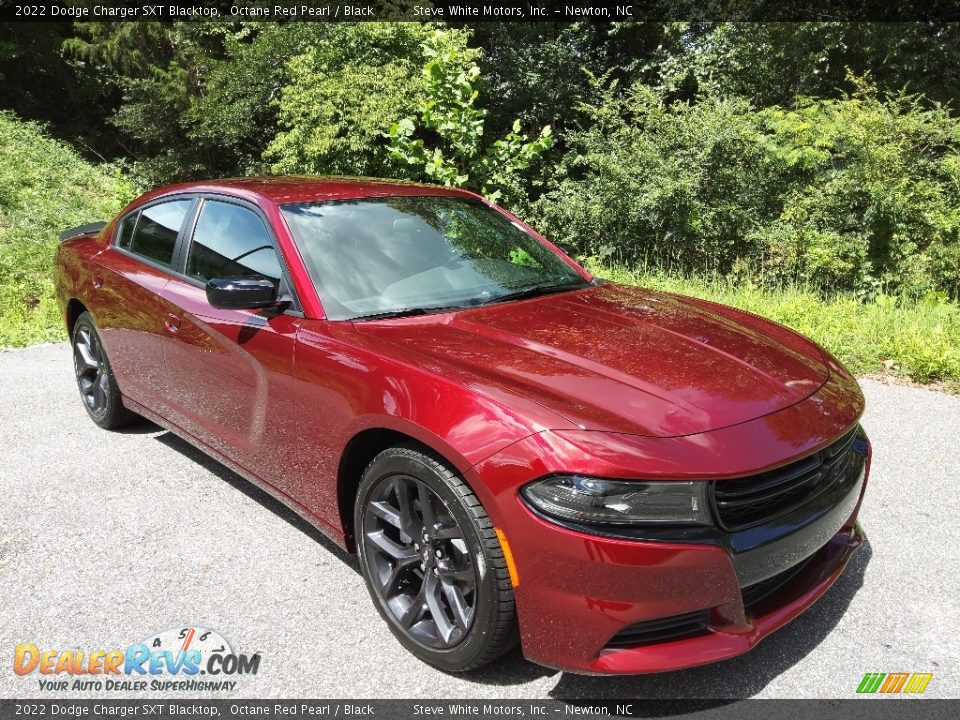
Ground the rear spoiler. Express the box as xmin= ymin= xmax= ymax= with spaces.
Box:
xmin=59 ymin=221 xmax=107 ymax=243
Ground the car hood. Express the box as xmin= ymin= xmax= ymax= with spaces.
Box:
xmin=354 ymin=282 xmax=831 ymax=437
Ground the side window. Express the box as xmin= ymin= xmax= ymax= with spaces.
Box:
xmin=127 ymin=200 xmax=192 ymax=267
xmin=116 ymin=212 xmax=138 ymax=250
xmin=186 ymin=200 xmax=282 ymax=284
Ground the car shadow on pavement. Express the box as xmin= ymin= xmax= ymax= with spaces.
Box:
xmin=153 ymin=429 xmax=360 ymax=573
xmin=547 ymin=537 xmax=873 ymax=701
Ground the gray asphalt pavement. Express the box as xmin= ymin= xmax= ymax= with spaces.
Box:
xmin=1 ymin=343 xmax=958 ymax=699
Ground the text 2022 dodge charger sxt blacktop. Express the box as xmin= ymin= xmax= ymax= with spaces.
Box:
xmin=54 ymin=177 xmax=870 ymax=674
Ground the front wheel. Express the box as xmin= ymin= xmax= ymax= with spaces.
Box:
xmin=354 ymin=444 xmax=518 ymax=671
xmin=72 ymin=312 xmax=138 ymax=429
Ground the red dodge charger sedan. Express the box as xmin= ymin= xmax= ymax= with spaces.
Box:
xmin=54 ymin=176 xmax=869 ymax=674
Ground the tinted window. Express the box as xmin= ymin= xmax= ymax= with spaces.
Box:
xmin=127 ymin=200 xmax=192 ymax=267
xmin=280 ymin=197 xmax=586 ymax=319
xmin=186 ymin=200 xmax=282 ymax=284
xmin=116 ymin=213 xmax=138 ymax=250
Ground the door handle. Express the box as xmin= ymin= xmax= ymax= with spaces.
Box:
xmin=93 ymin=274 xmax=104 ymax=290
xmin=164 ymin=313 xmax=181 ymax=334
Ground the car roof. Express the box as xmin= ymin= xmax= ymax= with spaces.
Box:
xmin=139 ymin=175 xmax=481 ymax=206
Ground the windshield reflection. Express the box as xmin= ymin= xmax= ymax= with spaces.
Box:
xmin=280 ymin=196 xmax=587 ymax=320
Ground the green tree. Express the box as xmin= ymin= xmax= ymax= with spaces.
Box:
xmin=64 ymin=22 xmax=231 ymax=185
xmin=387 ymin=31 xmax=553 ymax=205
xmin=467 ymin=22 xmax=668 ymax=139
xmin=0 ymin=22 xmax=118 ymax=158
xmin=266 ymin=24 xmax=472 ymax=178
xmin=63 ymin=22 xmax=324 ymax=185
xmin=657 ymin=22 xmax=960 ymax=111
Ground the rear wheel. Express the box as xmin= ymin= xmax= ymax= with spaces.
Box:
xmin=354 ymin=444 xmax=518 ymax=671
xmin=72 ymin=312 xmax=137 ymax=429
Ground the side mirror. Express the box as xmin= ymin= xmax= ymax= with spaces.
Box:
xmin=205 ymin=276 xmax=280 ymax=310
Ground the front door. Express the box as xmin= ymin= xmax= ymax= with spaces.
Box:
xmin=156 ymin=197 xmax=303 ymax=500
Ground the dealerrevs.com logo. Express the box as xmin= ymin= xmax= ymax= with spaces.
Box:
xmin=13 ymin=626 xmax=260 ymax=692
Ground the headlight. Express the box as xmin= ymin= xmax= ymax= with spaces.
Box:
xmin=521 ymin=475 xmax=713 ymax=526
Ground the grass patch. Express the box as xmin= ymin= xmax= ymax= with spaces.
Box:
xmin=596 ymin=264 xmax=960 ymax=390
xmin=0 ymin=111 xmax=134 ymax=347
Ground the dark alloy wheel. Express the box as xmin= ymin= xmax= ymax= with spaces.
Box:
xmin=355 ymin=445 xmax=518 ymax=671
xmin=71 ymin=312 xmax=137 ymax=429
xmin=362 ymin=473 xmax=477 ymax=648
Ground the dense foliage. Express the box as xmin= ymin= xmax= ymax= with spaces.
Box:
xmin=532 ymin=79 xmax=960 ymax=299
xmin=655 ymin=23 xmax=960 ymax=110
xmin=267 ymin=25 xmax=476 ymax=178
xmin=387 ymin=32 xmax=553 ymax=204
xmin=0 ymin=112 xmax=133 ymax=346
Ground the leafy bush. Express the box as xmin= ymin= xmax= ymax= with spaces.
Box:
xmin=387 ymin=31 xmax=553 ymax=204
xmin=266 ymin=25 xmax=476 ymax=178
xmin=534 ymin=79 xmax=960 ymax=300
xmin=0 ymin=112 xmax=133 ymax=346
xmin=656 ymin=23 xmax=960 ymax=111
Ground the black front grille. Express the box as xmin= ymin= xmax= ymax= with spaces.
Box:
xmin=606 ymin=610 xmax=710 ymax=648
xmin=741 ymin=556 xmax=813 ymax=609
xmin=711 ymin=428 xmax=859 ymax=532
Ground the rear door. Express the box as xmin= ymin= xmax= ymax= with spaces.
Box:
xmin=94 ymin=198 xmax=194 ymax=412
xmin=155 ymin=196 xmax=303 ymax=499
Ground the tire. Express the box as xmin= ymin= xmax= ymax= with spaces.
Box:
xmin=354 ymin=444 xmax=519 ymax=672
xmin=71 ymin=312 xmax=138 ymax=430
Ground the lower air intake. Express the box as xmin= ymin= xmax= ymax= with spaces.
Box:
xmin=606 ymin=610 xmax=711 ymax=648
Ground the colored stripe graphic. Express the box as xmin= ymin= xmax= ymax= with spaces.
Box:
xmin=858 ymin=673 xmax=886 ymax=693
xmin=857 ymin=672 xmax=932 ymax=694
xmin=880 ymin=673 xmax=909 ymax=693
xmin=904 ymin=673 xmax=933 ymax=694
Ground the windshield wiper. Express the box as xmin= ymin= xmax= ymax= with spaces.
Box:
xmin=351 ymin=304 xmax=466 ymax=322
xmin=479 ymin=281 xmax=589 ymax=306
xmin=352 ymin=282 xmax=588 ymax=320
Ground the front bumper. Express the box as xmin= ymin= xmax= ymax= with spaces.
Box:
xmin=469 ymin=419 xmax=870 ymax=674
xmin=509 ymin=503 xmax=863 ymax=675
xmin=598 ymin=522 xmax=863 ymax=674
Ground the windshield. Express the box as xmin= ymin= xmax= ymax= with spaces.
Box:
xmin=279 ymin=196 xmax=588 ymax=320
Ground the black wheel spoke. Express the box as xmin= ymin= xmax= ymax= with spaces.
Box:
xmin=416 ymin=481 xmax=437 ymax=530
xmin=432 ymin=525 xmax=463 ymax=541
xmin=380 ymin=553 xmax=419 ymax=597
xmin=424 ymin=572 xmax=455 ymax=644
xmin=393 ymin=477 xmax=423 ymax=540
xmin=74 ymin=342 xmax=97 ymax=370
xmin=397 ymin=585 xmax=427 ymax=629
xmin=87 ymin=331 xmax=99 ymax=361
xmin=97 ymin=372 xmax=109 ymax=401
xmin=440 ymin=577 xmax=473 ymax=631
xmin=361 ymin=473 xmax=479 ymax=650
xmin=366 ymin=529 xmax=415 ymax=562
xmin=442 ymin=564 xmax=476 ymax=593
xmin=368 ymin=500 xmax=402 ymax=530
